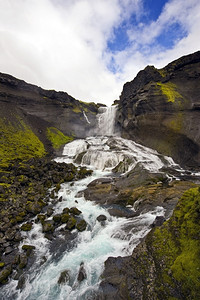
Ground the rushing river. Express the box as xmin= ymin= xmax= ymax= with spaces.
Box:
xmin=1 ymin=106 xmax=182 ymax=300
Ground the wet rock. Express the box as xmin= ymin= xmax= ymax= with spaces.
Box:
xmin=57 ymin=270 xmax=70 ymax=285
xmin=62 ymin=207 xmax=70 ymax=214
xmin=151 ymin=215 xmax=165 ymax=227
xmin=0 ymin=266 xmax=12 ymax=283
xmin=61 ymin=213 xmax=70 ymax=223
xmin=77 ymin=262 xmax=87 ymax=282
xmin=96 ymin=215 xmax=107 ymax=222
xmin=53 ymin=214 xmax=61 ymax=223
xmin=69 ymin=207 xmax=82 ymax=216
xmin=16 ymin=275 xmax=26 ymax=290
xmin=19 ymin=254 xmax=28 ymax=269
xmin=37 ymin=214 xmax=46 ymax=224
xmin=22 ymin=245 xmax=36 ymax=256
xmin=66 ymin=217 xmax=76 ymax=230
xmin=21 ymin=223 xmax=32 ymax=231
xmin=4 ymin=247 xmax=13 ymax=255
xmin=14 ymin=232 xmax=23 ymax=242
xmin=42 ymin=220 xmax=55 ymax=233
xmin=58 ymin=196 xmax=63 ymax=202
xmin=76 ymin=219 xmax=87 ymax=232
xmin=46 ymin=207 xmax=54 ymax=217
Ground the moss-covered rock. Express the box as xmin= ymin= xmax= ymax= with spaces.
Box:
xmin=21 ymin=223 xmax=32 ymax=231
xmin=61 ymin=213 xmax=70 ymax=223
xmin=76 ymin=219 xmax=87 ymax=232
xmin=37 ymin=214 xmax=46 ymax=223
xmin=42 ymin=221 xmax=54 ymax=233
xmin=0 ymin=266 xmax=12 ymax=283
xmin=66 ymin=217 xmax=76 ymax=230
xmin=69 ymin=207 xmax=82 ymax=216
xmin=19 ymin=254 xmax=28 ymax=269
xmin=53 ymin=214 xmax=61 ymax=223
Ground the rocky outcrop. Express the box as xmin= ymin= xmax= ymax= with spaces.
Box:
xmin=117 ymin=51 xmax=200 ymax=168
xmin=99 ymin=187 xmax=200 ymax=299
xmin=84 ymin=165 xmax=197 ymax=218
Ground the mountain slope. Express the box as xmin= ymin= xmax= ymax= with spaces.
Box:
xmin=117 ymin=51 xmax=200 ymax=168
xmin=0 ymin=72 xmax=99 ymax=168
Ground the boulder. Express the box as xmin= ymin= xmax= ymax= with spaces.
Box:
xmin=21 ymin=223 xmax=32 ymax=231
xmin=57 ymin=270 xmax=70 ymax=285
xmin=66 ymin=217 xmax=76 ymax=230
xmin=69 ymin=207 xmax=82 ymax=216
xmin=42 ymin=220 xmax=55 ymax=233
xmin=76 ymin=220 xmax=87 ymax=232
xmin=77 ymin=262 xmax=87 ymax=282
xmin=96 ymin=215 xmax=107 ymax=222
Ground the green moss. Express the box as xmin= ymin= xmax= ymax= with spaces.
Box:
xmin=0 ymin=118 xmax=46 ymax=169
xmin=72 ymin=107 xmax=82 ymax=113
xmin=0 ymin=266 xmax=12 ymax=283
xmin=157 ymin=82 xmax=183 ymax=103
xmin=46 ymin=127 xmax=73 ymax=149
xmin=21 ymin=223 xmax=32 ymax=231
xmin=151 ymin=187 xmax=200 ymax=298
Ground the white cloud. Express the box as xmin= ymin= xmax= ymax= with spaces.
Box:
xmin=0 ymin=0 xmax=199 ymax=105
xmin=113 ymin=0 xmax=200 ymax=81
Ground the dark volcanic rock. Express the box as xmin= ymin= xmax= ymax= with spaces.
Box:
xmin=57 ymin=270 xmax=70 ymax=285
xmin=77 ymin=262 xmax=87 ymax=282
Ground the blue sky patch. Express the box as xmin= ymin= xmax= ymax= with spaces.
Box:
xmin=107 ymin=22 xmax=130 ymax=52
xmin=156 ymin=22 xmax=187 ymax=49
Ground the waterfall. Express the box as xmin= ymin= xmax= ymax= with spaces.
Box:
xmin=96 ymin=105 xmax=117 ymax=136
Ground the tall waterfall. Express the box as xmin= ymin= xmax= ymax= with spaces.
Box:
xmin=96 ymin=105 xmax=117 ymax=136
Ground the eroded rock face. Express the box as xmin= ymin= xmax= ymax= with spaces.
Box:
xmin=117 ymin=51 xmax=200 ymax=168
xmin=99 ymin=187 xmax=200 ymax=299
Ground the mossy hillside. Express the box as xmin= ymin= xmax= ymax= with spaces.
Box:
xmin=146 ymin=187 xmax=200 ymax=299
xmin=0 ymin=117 xmax=46 ymax=169
xmin=46 ymin=127 xmax=73 ymax=150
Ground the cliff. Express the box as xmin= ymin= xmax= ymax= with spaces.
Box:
xmin=117 ymin=51 xmax=200 ymax=168
xmin=0 ymin=72 xmax=99 ymax=168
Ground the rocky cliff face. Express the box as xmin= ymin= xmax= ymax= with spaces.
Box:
xmin=0 ymin=72 xmax=99 ymax=161
xmin=117 ymin=51 xmax=200 ymax=168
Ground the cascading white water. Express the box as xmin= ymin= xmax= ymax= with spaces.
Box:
xmin=96 ymin=105 xmax=117 ymax=136
xmin=0 ymin=105 xmax=180 ymax=300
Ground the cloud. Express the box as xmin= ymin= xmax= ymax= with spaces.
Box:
xmin=112 ymin=0 xmax=200 ymax=81
xmin=0 ymin=0 xmax=199 ymax=105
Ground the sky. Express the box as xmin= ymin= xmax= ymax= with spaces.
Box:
xmin=0 ymin=0 xmax=200 ymax=105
